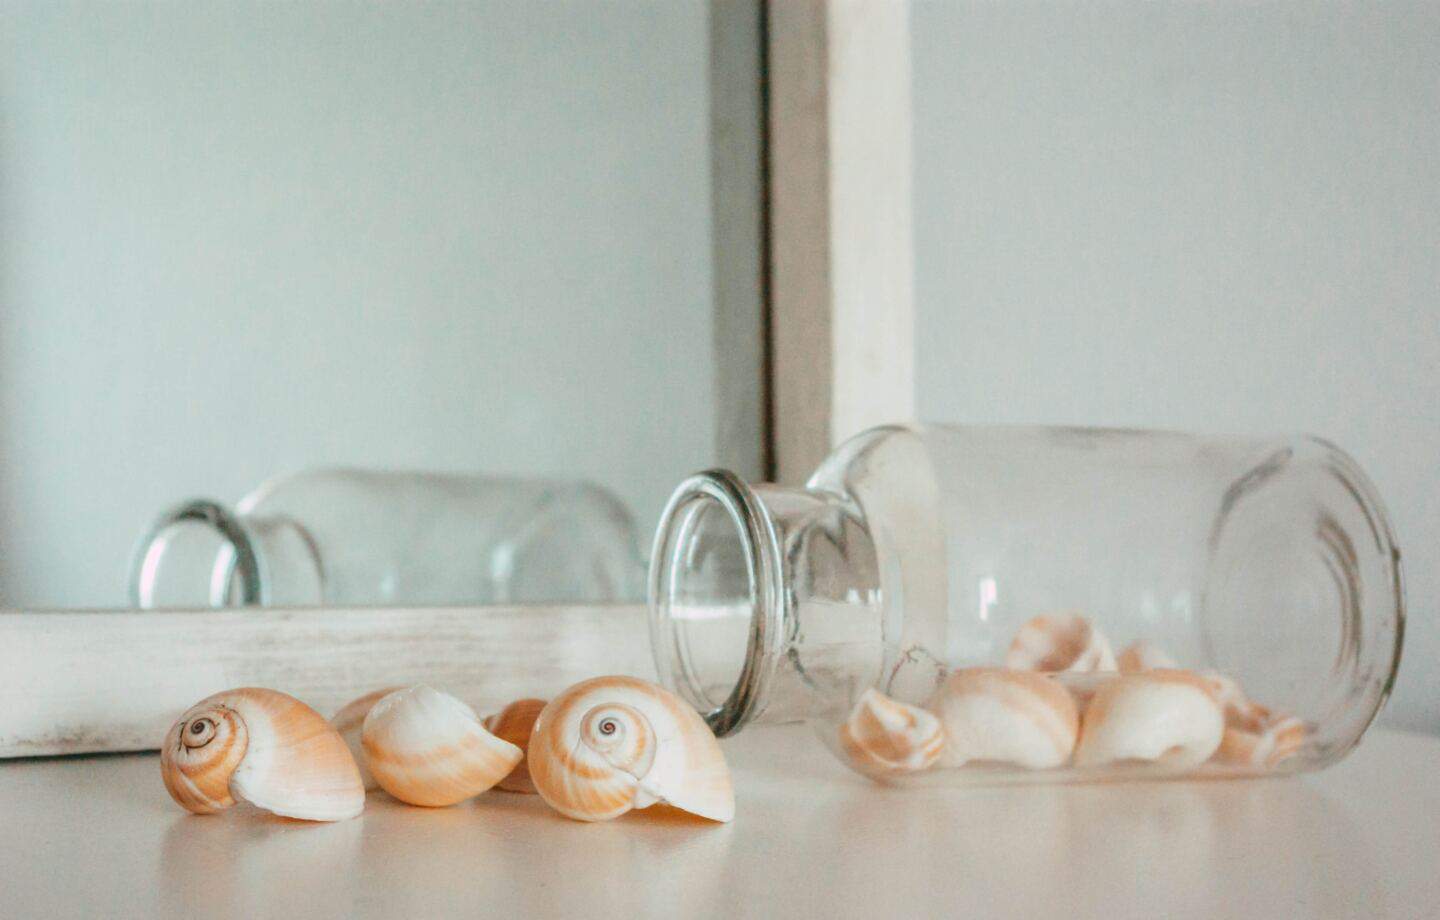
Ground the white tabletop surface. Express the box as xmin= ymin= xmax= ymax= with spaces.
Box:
xmin=1 ymin=725 xmax=1436 ymax=920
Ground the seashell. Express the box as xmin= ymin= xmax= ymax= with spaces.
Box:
xmin=1073 ymin=670 xmax=1224 ymax=770
xmin=331 ymin=686 xmax=402 ymax=791
xmin=838 ymin=688 xmax=946 ymax=776
xmin=361 ymin=685 xmax=522 ymax=807
xmin=926 ymin=668 xmax=1079 ymax=770
xmin=528 ymin=676 xmax=734 ymax=823
xmin=1116 ymin=641 xmax=1178 ymax=674
xmin=1213 ymin=707 xmax=1307 ymax=769
xmin=1195 ymin=673 xmax=1307 ymax=768
xmin=484 ymin=698 xmax=547 ymax=793
xmin=161 ymin=687 xmax=364 ymax=822
xmin=1006 ymin=613 xmax=1117 ymax=673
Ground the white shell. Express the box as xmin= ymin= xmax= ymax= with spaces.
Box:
xmin=838 ymin=689 xmax=945 ymax=776
xmin=331 ymin=687 xmax=402 ymax=791
xmin=1073 ymin=671 xmax=1224 ymax=769
xmin=1116 ymin=641 xmax=1178 ymax=674
xmin=361 ymin=685 xmax=522 ymax=807
xmin=927 ymin=668 xmax=1079 ymax=769
xmin=161 ymin=687 xmax=364 ymax=822
xmin=1006 ymin=613 xmax=1117 ymax=673
xmin=528 ymin=676 xmax=734 ymax=822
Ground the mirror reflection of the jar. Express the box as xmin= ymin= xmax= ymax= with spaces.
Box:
xmin=0 ymin=1 xmax=765 ymax=612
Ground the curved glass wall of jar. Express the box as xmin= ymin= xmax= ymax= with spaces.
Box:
xmin=131 ymin=469 xmax=646 ymax=608
xmin=650 ymin=425 xmax=1404 ymax=784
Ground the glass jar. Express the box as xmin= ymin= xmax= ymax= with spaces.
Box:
xmin=649 ymin=425 xmax=1404 ymax=783
xmin=131 ymin=469 xmax=645 ymax=608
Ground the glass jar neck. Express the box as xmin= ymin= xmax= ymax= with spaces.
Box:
xmin=129 ymin=499 xmax=323 ymax=607
xmin=649 ymin=470 xmax=883 ymax=736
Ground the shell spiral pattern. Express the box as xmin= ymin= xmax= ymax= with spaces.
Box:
xmin=528 ymin=676 xmax=734 ymax=823
xmin=161 ymin=687 xmax=365 ymax=822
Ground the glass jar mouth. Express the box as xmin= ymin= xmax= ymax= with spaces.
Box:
xmin=648 ymin=469 xmax=786 ymax=737
xmin=129 ymin=499 xmax=267 ymax=608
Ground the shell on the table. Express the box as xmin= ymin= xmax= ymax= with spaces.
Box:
xmin=161 ymin=687 xmax=364 ymax=822
xmin=361 ymin=685 xmax=522 ymax=807
xmin=527 ymin=676 xmax=734 ymax=823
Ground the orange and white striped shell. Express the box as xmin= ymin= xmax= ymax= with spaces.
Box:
xmin=484 ymin=698 xmax=547 ymax=794
xmin=838 ymin=688 xmax=945 ymax=777
xmin=1073 ymin=670 xmax=1224 ymax=769
xmin=331 ymin=686 xmax=402 ymax=791
xmin=161 ymin=687 xmax=365 ymax=822
xmin=527 ymin=676 xmax=734 ymax=823
xmin=927 ymin=668 xmax=1079 ymax=769
xmin=1006 ymin=613 xmax=1117 ymax=673
xmin=361 ymin=685 xmax=522 ymax=807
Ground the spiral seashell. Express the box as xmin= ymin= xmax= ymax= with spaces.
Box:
xmin=1006 ymin=613 xmax=1117 ymax=673
xmin=331 ymin=686 xmax=402 ymax=791
xmin=161 ymin=687 xmax=365 ymax=822
xmin=361 ymin=685 xmax=522 ymax=807
xmin=484 ymin=698 xmax=547 ymax=793
xmin=1073 ymin=670 xmax=1224 ymax=769
xmin=838 ymin=688 xmax=945 ymax=777
xmin=926 ymin=668 xmax=1079 ymax=770
xmin=528 ymin=676 xmax=734 ymax=823
xmin=1116 ymin=641 xmax=1178 ymax=674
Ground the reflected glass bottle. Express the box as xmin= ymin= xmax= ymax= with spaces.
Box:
xmin=131 ymin=469 xmax=645 ymax=608
xmin=649 ymin=425 xmax=1404 ymax=783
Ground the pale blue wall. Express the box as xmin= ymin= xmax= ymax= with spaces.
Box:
xmin=0 ymin=1 xmax=721 ymax=606
xmin=912 ymin=2 xmax=1440 ymax=732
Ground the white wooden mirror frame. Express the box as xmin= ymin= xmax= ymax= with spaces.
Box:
xmin=0 ymin=0 xmax=916 ymax=757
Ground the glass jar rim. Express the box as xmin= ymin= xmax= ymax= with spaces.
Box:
xmin=648 ymin=469 xmax=786 ymax=737
xmin=129 ymin=498 xmax=267 ymax=608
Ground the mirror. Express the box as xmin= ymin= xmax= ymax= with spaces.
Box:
xmin=0 ymin=1 xmax=765 ymax=610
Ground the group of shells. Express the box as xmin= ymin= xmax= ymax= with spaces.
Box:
xmin=161 ymin=675 xmax=734 ymax=824
xmin=840 ymin=613 xmax=1306 ymax=780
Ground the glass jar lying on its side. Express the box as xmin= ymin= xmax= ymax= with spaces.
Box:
xmin=649 ymin=425 xmax=1404 ymax=784
xmin=131 ymin=468 xmax=645 ymax=608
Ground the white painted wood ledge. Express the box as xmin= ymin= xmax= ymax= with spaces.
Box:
xmin=0 ymin=605 xmax=654 ymax=758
